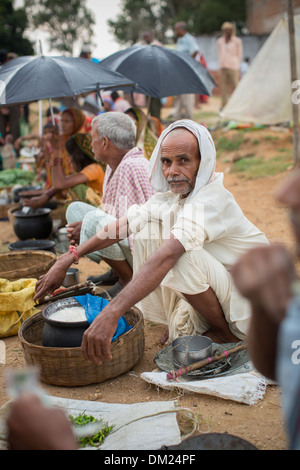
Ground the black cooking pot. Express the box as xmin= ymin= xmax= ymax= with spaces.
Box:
xmin=42 ymin=298 xmax=89 ymax=348
xmin=8 ymin=239 xmax=56 ymax=254
xmin=13 ymin=208 xmax=53 ymax=240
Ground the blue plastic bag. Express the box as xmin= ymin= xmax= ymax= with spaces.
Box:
xmin=74 ymin=294 xmax=132 ymax=342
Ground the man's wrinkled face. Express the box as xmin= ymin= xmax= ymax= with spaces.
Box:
xmin=276 ymin=170 xmax=300 ymax=256
xmin=91 ymin=124 xmax=106 ymax=162
xmin=160 ymin=129 xmax=200 ymax=197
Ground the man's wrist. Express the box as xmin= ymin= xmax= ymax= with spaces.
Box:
xmin=59 ymin=251 xmax=76 ymax=269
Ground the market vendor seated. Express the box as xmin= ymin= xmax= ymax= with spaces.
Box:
xmin=23 ymin=132 xmax=105 ymax=208
xmin=65 ymin=112 xmax=155 ymax=297
xmin=34 ymin=120 xmax=269 ymax=365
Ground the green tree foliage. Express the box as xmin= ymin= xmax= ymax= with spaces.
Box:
xmin=108 ymin=0 xmax=246 ymax=45
xmin=193 ymin=0 xmax=247 ymax=35
xmin=0 ymin=0 xmax=34 ymax=56
xmin=108 ymin=0 xmax=158 ymax=45
xmin=24 ymin=0 xmax=95 ymax=55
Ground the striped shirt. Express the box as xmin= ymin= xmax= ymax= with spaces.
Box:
xmin=102 ymin=147 xmax=155 ymax=220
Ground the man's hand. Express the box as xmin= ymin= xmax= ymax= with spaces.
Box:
xmin=232 ymin=243 xmax=296 ymax=324
xmin=66 ymin=222 xmax=82 ymax=245
xmin=81 ymin=306 xmax=120 ymax=365
xmin=34 ymin=253 xmax=74 ymax=302
xmin=81 ymin=234 xmax=185 ymax=365
xmin=6 ymin=394 xmax=78 ymax=450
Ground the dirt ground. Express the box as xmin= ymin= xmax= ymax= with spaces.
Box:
xmin=0 ymin=97 xmax=296 ymax=450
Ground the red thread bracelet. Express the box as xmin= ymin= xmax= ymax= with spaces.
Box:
xmin=68 ymin=245 xmax=79 ymax=264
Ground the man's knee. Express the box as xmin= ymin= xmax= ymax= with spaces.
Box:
xmin=163 ymin=248 xmax=231 ymax=300
xmin=66 ymin=202 xmax=93 ymax=224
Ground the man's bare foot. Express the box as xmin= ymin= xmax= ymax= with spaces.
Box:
xmin=160 ymin=328 xmax=169 ymax=345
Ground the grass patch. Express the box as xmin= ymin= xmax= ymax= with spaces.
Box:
xmin=216 ymin=135 xmax=244 ymax=154
xmin=263 ymin=135 xmax=280 ymax=141
xmin=232 ymin=153 xmax=293 ymax=179
xmin=194 ymin=111 xmax=219 ymax=120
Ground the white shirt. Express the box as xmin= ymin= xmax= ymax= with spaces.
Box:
xmin=128 ymin=173 xmax=268 ymax=270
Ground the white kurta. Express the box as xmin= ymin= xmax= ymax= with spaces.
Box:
xmin=127 ymin=173 xmax=269 ymax=341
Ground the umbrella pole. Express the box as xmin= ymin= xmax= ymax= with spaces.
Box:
xmin=97 ymin=89 xmax=104 ymax=108
xmin=48 ymin=98 xmax=55 ymax=125
xmin=38 ymin=100 xmax=43 ymax=137
xmin=146 ymin=96 xmax=151 ymax=117
xmin=131 ymin=92 xmax=136 ymax=107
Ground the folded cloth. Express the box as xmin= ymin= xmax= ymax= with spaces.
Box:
xmin=74 ymin=293 xmax=132 ymax=342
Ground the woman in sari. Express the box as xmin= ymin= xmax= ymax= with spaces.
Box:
xmin=23 ymin=133 xmax=105 ymax=209
xmin=44 ymin=107 xmax=87 ymax=192
xmin=125 ymin=106 xmax=164 ymax=160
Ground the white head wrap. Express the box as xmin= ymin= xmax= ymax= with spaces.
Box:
xmin=149 ymin=120 xmax=216 ymax=201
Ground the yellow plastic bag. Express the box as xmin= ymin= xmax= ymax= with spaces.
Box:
xmin=0 ymin=278 xmax=38 ymax=338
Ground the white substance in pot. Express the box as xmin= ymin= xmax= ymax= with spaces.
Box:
xmin=50 ymin=306 xmax=86 ymax=323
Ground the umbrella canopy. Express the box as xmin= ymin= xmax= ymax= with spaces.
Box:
xmin=0 ymin=55 xmax=135 ymax=107
xmin=101 ymin=44 xmax=216 ymax=99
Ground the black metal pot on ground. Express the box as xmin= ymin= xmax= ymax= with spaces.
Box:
xmin=8 ymin=239 xmax=56 ymax=253
xmin=13 ymin=208 xmax=53 ymax=240
xmin=42 ymin=299 xmax=89 ymax=348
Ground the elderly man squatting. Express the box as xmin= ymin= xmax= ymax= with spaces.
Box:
xmin=34 ymin=120 xmax=269 ymax=364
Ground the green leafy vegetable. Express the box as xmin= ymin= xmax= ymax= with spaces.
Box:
xmin=0 ymin=169 xmax=36 ymax=188
xmin=69 ymin=412 xmax=114 ymax=448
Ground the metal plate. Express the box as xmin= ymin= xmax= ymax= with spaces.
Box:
xmin=172 ymin=357 xmax=231 ymax=378
xmin=154 ymin=342 xmax=251 ymax=380
xmin=163 ymin=433 xmax=258 ymax=450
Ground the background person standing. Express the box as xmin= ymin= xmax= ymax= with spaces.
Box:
xmin=217 ymin=22 xmax=243 ymax=110
xmin=173 ymin=21 xmax=199 ymax=120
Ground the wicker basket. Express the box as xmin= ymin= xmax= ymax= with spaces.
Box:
xmin=7 ymin=206 xmax=17 ymax=225
xmin=18 ymin=308 xmax=145 ymax=386
xmin=0 ymin=250 xmax=56 ymax=281
xmin=0 ymin=202 xmax=18 ymax=220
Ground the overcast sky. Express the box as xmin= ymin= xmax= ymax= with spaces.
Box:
xmin=16 ymin=0 xmax=123 ymax=59
xmin=86 ymin=0 xmax=123 ymax=59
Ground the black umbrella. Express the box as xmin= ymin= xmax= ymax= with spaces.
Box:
xmin=101 ymin=45 xmax=216 ymax=99
xmin=0 ymin=55 xmax=135 ymax=108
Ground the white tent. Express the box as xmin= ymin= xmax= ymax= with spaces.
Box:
xmin=220 ymin=15 xmax=300 ymax=125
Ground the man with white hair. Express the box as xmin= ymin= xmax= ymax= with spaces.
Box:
xmin=65 ymin=111 xmax=155 ymax=296
xmin=34 ymin=120 xmax=268 ymax=365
